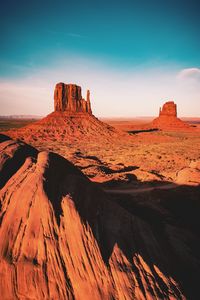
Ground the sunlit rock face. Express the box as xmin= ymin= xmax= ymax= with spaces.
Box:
xmin=54 ymin=83 xmax=92 ymax=114
xmin=152 ymin=101 xmax=189 ymax=130
xmin=159 ymin=101 xmax=177 ymax=117
xmin=1 ymin=135 xmax=200 ymax=300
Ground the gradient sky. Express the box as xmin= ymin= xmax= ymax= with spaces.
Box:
xmin=0 ymin=0 xmax=200 ymax=117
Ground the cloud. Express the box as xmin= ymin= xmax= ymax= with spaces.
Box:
xmin=177 ymin=68 xmax=200 ymax=80
xmin=0 ymin=56 xmax=200 ymax=117
xmin=67 ymin=33 xmax=86 ymax=38
xmin=47 ymin=30 xmax=86 ymax=39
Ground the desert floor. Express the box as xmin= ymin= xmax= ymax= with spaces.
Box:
xmin=2 ymin=117 xmax=200 ymax=190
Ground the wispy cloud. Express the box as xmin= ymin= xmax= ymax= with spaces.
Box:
xmin=67 ymin=33 xmax=86 ymax=38
xmin=177 ymin=68 xmax=200 ymax=80
xmin=47 ymin=30 xmax=86 ymax=39
xmin=0 ymin=56 xmax=200 ymax=117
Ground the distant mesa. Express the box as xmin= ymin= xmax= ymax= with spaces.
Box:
xmin=54 ymin=83 xmax=92 ymax=114
xmin=152 ymin=101 xmax=189 ymax=130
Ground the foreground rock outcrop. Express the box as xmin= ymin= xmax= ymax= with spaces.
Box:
xmin=1 ymin=134 xmax=200 ymax=299
xmin=176 ymin=160 xmax=200 ymax=185
xmin=54 ymin=83 xmax=92 ymax=113
xmin=152 ymin=101 xmax=190 ymax=130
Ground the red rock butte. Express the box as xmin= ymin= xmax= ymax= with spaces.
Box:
xmin=152 ymin=101 xmax=190 ymax=130
xmin=159 ymin=101 xmax=177 ymax=117
xmin=5 ymin=83 xmax=118 ymax=143
xmin=54 ymin=83 xmax=92 ymax=114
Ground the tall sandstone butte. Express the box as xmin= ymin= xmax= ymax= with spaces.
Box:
xmin=153 ymin=100 xmax=189 ymax=130
xmin=159 ymin=101 xmax=177 ymax=117
xmin=5 ymin=82 xmax=117 ymax=143
xmin=54 ymin=83 xmax=92 ymax=114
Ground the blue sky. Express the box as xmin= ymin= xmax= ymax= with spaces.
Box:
xmin=0 ymin=0 xmax=200 ymax=116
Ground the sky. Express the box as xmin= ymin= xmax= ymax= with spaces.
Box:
xmin=0 ymin=0 xmax=200 ymax=117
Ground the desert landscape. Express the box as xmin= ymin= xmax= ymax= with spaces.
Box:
xmin=3 ymin=85 xmax=200 ymax=186
xmin=1 ymin=0 xmax=200 ymax=299
xmin=0 ymin=83 xmax=200 ymax=299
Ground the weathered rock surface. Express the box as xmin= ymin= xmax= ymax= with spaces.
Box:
xmin=0 ymin=138 xmax=37 ymax=189
xmin=176 ymin=167 xmax=200 ymax=185
xmin=1 ymin=134 xmax=200 ymax=299
xmin=54 ymin=83 xmax=92 ymax=114
xmin=152 ymin=101 xmax=189 ymax=130
xmin=189 ymin=160 xmax=200 ymax=170
xmin=159 ymin=101 xmax=177 ymax=117
xmin=176 ymin=159 xmax=200 ymax=185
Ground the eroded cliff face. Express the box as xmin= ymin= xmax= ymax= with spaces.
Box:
xmin=153 ymin=101 xmax=189 ymax=130
xmin=54 ymin=83 xmax=92 ymax=114
xmin=0 ymin=135 xmax=199 ymax=299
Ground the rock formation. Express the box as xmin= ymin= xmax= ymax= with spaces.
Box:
xmin=159 ymin=101 xmax=177 ymax=117
xmin=1 ymin=134 xmax=200 ymax=299
xmin=54 ymin=83 xmax=92 ymax=114
xmin=152 ymin=101 xmax=189 ymax=130
xmin=176 ymin=159 xmax=200 ymax=185
xmin=5 ymin=83 xmax=118 ymax=144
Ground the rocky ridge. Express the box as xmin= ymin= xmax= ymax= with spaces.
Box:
xmin=0 ymin=134 xmax=200 ymax=299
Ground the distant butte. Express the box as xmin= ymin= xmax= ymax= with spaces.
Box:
xmin=4 ymin=83 xmax=117 ymax=143
xmin=54 ymin=83 xmax=92 ymax=114
xmin=159 ymin=101 xmax=177 ymax=117
xmin=152 ymin=101 xmax=190 ymax=130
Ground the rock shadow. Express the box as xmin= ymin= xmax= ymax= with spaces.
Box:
xmin=43 ymin=151 xmax=200 ymax=299
xmin=0 ymin=134 xmax=37 ymax=189
xmin=98 ymin=165 xmax=139 ymax=175
xmin=128 ymin=128 xmax=159 ymax=134
xmin=2 ymin=135 xmax=199 ymax=300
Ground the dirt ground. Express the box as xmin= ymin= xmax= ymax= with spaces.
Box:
xmin=3 ymin=117 xmax=200 ymax=189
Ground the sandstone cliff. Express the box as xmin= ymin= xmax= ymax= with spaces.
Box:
xmin=159 ymin=101 xmax=177 ymax=117
xmin=54 ymin=83 xmax=92 ymax=114
xmin=1 ymin=135 xmax=200 ymax=299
